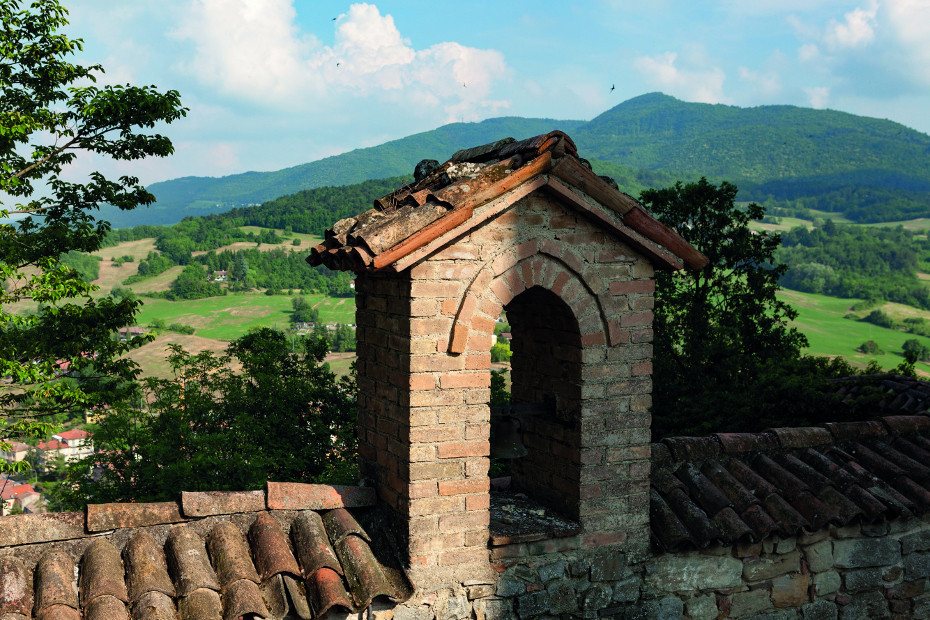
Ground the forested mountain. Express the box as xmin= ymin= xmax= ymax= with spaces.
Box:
xmin=101 ymin=117 xmax=583 ymax=227
xmin=102 ymin=92 xmax=930 ymax=228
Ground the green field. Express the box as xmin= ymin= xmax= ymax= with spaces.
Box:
xmin=135 ymin=293 xmax=356 ymax=340
xmin=779 ymin=289 xmax=930 ymax=374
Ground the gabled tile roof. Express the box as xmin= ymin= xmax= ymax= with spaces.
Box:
xmin=307 ymin=131 xmax=707 ymax=273
xmin=0 ymin=483 xmax=411 ymax=620
xmin=650 ymin=413 xmax=930 ymax=553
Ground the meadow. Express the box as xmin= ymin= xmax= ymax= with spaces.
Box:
xmin=86 ymin=231 xmax=930 ymax=379
xmin=778 ymin=290 xmax=930 ymax=375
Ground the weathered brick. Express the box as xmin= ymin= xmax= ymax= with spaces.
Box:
xmin=439 ymin=510 xmax=490 ymax=531
xmin=438 ymin=547 xmax=489 ymax=566
xmin=438 ymin=440 xmax=490 ymax=459
xmin=440 ymin=372 xmax=491 ymax=389
xmin=438 ymin=478 xmax=489 ymax=496
xmin=466 ymin=493 xmax=490 ymax=510
xmin=609 ymin=279 xmax=655 ymax=295
xmin=408 ymin=496 xmax=465 ymax=516
xmin=409 ymin=425 xmax=463 ymax=444
xmin=409 ymin=462 xmax=461 ymax=481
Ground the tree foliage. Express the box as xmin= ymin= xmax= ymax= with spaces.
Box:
xmin=643 ymin=178 xmax=849 ymax=437
xmin=61 ymin=328 xmax=357 ymax=506
xmin=0 ymin=0 xmax=186 ymax=470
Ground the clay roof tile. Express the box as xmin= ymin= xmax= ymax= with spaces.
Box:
xmin=823 ymin=420 xmax=888 ymax=443
xmin=662 ymin=436 xmax=721 ymax=462
xmin=79 ymin=540 xmax=128 ymax=607
xmin=165 ymin=526 xmax=220 ymax=597
xmin=248 ymin=512 xmax=301 ymax=580
xmin=713 ymin=432 xmax=779 ymax=455
xmin=34 ymin=551 xmax=78 ymax=614
xmin=0 ymin=556 xmax=31 ymax=616
xmin=206 ymin=521 xmax=261 ymax=589
xmin=767 ymin=426 xmax=833 ymax=449
xmin=123 ymin=531 xmax=176 ymax=603
xmin=649 ymin=489 xmax=693 ymax=552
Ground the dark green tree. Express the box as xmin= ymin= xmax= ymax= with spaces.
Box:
xmin=61 ymin=328 xmax=358 ymax=506
xmin=902 ymin=338 xmax=930 ymax=362
xmin=0 ymin=0 xmax=185 ymax=471
xmin=642 ymin=178 xmax=847 ymax=436
xmin=290 ymin=296 xmax=320 ymax=324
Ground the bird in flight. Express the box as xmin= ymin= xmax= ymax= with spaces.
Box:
xmin=610 ymin=84 xmax=615 ymax=92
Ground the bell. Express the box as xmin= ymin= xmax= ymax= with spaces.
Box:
xmin=490 ymin=415 xmax=529 ymax=459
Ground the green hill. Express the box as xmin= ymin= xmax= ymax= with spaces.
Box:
xmin=103 ymin=93 xmax=930 ymax=227
xmin=102 ymin=117 xmax=584 ymax=227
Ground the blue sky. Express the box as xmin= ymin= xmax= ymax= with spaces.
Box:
xmin=61 ymin=0 xmax=930 ymax=185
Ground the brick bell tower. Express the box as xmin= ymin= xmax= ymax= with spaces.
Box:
xmin=308 ymin=132 xmax=705 ymax=589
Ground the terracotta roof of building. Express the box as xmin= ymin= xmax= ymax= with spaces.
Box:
xmin=55 ymin=430 xmax=90 ymax=441
xmin=0 ymin=483 xmax=410 ymax=620
xmin=307 ymin=131 xmax=707 ymax=273
xmin=1 ymin=482 xmax=36 ymax=501
xmin=650 ymin=411 xmax=930 ymax=553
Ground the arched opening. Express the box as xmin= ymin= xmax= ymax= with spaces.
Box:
xmin=492 ymin=285 xmax=583 ymax=521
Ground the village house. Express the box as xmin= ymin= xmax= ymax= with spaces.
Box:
xmin=118 ymin=326 xmax=149 ymax=341
xmin=37 ymin=429 xmax=94 ymax=468
xmin=0 ymin=440 xmax=29 ymax=465
xmin=0 ymin=480 xmax=39 ymax=515
xmin=3 ymin=132 xmax=930 ymax=619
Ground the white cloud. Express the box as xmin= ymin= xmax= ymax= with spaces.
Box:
xmin=632 ymin=50 xmax=728 ymax=104
xmin=884 ymin=0 xmax=930 ymax=86
xmin=798 ymin=43 xmax=821 ymax=62
xmin=824 ymin=1 xmax=878 ymax=50
xmin=170 ymin=1 xmax=508 ymax=122
xmin=172 ymin=0 xmax=318 ymax=101
xmin=804 ymin=86 xmax=830 ymax=108
xmin=738 ymin=66 xmax=781 ymax=97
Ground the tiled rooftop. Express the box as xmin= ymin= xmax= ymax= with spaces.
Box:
xmin=0 ymin=483 xmax=410 ymax=620
xmin=307 ymin=130 xmax=707 ymax=274
xmin=651 ymin=408 xmax=930 ymax=553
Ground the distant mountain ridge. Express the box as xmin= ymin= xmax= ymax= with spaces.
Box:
xmin=103 ymin=93 xmax=930 ymax=227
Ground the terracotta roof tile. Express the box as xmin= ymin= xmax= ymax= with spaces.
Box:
xmin=0 ymin=556 xmax=31 ymax=616
xmin=700 ymin=461 xmax=758 ymax=513
xmin=711 ymin=506 xmax=754 ymax=544
xmin=662 ymin=436 xmax=721 ymax=461
xmin=249 ymin=511 xmax=301 ymax=580
xmin=767 ymin=426 xmax=832 ymax=449
xmin=650 ymin=408 xmax=930 ymax=552
xmin=206 ymin=521 xmax=261 ymax=588
xmin=308 ymin=130 xmax=706 ymax=274
xmin=674 ymin=462 xmax=732 ymax=515
xmin=823 ymin=420 xmax=888 ymax=442
xmin=714 ymin=432 xmax=779 ymax=455
xmin=0 ymin=485 xmax=411 ymax=620
xmin=80 ymin=539 xmax=128 ymax=606
xmin=35 ymin=551 xmax=78 ymax=613
xmin=124 ymin=531 xmax=176 ymax=602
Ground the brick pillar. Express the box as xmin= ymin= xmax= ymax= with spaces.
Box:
xmin=355 ymin=260 xmax=494 ymax=589
xmin=353 ymin=189 xmax=658 ymax=584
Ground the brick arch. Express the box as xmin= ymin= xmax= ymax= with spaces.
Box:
xmin=446 ymin=239 xmax=615 ymax=353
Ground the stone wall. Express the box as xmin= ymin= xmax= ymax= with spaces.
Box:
xmin=381 ymin=516 xmax=930 ymax=620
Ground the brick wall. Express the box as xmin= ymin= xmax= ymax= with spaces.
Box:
xmin=354 ymin=186 xmax=656 ymax=588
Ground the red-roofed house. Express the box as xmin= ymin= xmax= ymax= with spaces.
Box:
xmin=37 ymin=429 xmax=93 ymax=467
xmin=0 ymin=482 xmax=36 ymax=515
